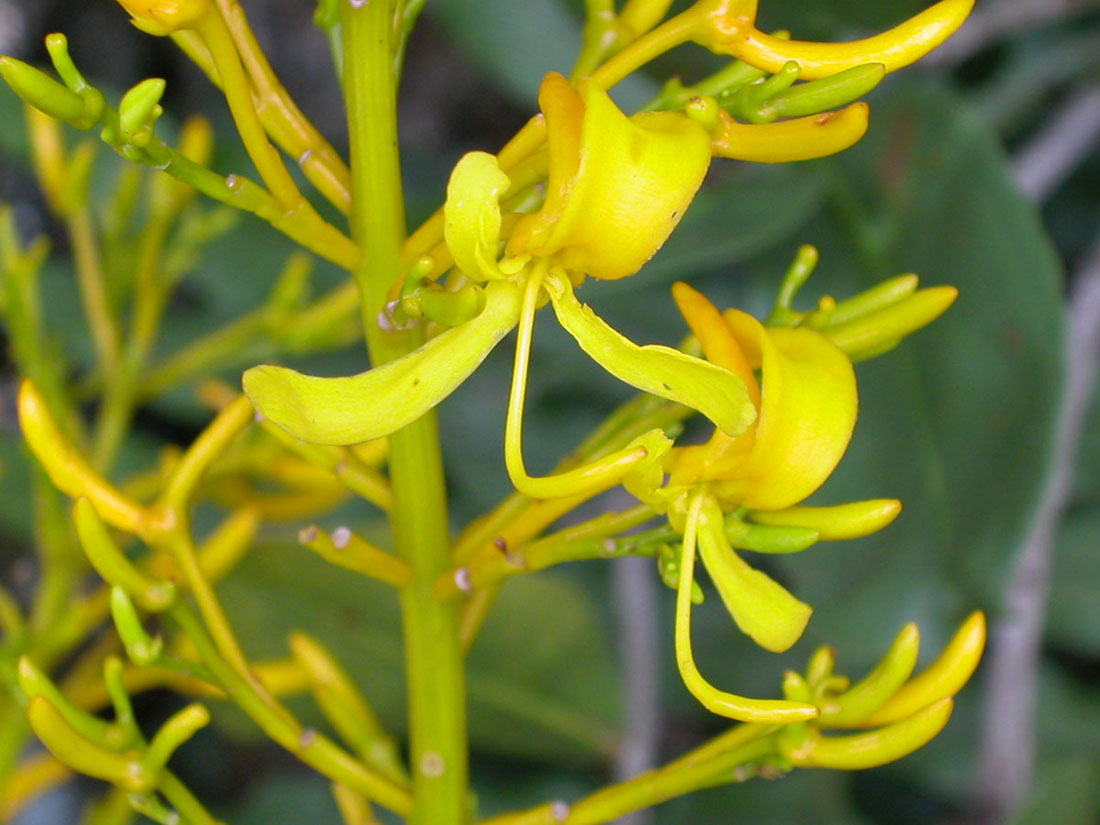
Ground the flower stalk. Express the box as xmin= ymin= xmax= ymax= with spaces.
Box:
xmin=341 ymin=2 xmax=467 ymax=822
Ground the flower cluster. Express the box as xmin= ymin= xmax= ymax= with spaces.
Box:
xmin=237 ymin=0 xmax=980 ymax=730
xmin=0 ymin=0 xmax=994 ymax=816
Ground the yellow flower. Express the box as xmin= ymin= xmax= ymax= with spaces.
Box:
xmin=667 ymin=281 xmax=857 ymax=510
xmin=505 ymin=71 xmax=715 ymax=281
xmin=655 ymin=283 xmax=862 ymax=724
xmin=114 ymin=0 xmax=212 ymax=35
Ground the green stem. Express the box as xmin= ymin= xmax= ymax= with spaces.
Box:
xmin=341 ymin=3 xmax=467 ymax=824
xmin=482 ymin=725 xmax=779 ymax=825
xmin=159 ymin=771 xmax=223 ymax=825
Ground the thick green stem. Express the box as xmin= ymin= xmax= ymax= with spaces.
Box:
xmin=341 ymin=2 xmax=467 ymax=823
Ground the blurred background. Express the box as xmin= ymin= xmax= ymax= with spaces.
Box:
xmin=0 ymin=0 xmax=1098 ymax=823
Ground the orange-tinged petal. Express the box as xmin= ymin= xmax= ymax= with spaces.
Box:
xmin=508 ymin=72 xmax=712 ymax=280
xmin=672 ymin=282 xmax=758 ymax=402
xmin=712 ymin=311 xmax=857 ymax=510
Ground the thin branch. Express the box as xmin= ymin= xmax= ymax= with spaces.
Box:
xmin=971 ymin=231 xmax=1100 ymax=823
xmin=611 ymin=554 xmax=661 ymax=825
xmin=1012 ymin=84 xmax=1100 ymax=202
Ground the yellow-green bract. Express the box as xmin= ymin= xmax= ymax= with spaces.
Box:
xmin=243 ymin=279 xmax=524 ymax=445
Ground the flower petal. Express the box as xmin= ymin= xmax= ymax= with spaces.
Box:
xmin=546 ymin=273 xmax=756 ymax=437
xmin=712 ymin=310 xmax=857 ymax=510
xmin=696 ymin=497 xmax=811 ymax=652
xmin=508 ymin=73 xmax=713 ymax=280
xmin=244 ymin=280 xmax=523 ymax=445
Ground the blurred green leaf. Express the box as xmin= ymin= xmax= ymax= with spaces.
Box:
xmin=768 ymin=78 xmax=1065 ymax=654
xmin=1010 ymin=758 xmax=1100 ymax=825
xmin=215 ymin=540 xmax=620 ymax=762
xmin=226 ymin=772 xmax=340 ymax=825
xmin=0 ymin=439 xmax=35 ymax=551
xmin=428 ymin=0 xmax=656 ymax=108
xmin=1034 ymin=661 xmax=1100 ymax=757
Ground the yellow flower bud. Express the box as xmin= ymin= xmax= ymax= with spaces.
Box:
xmin=862 ymin=611 xmax=986 ymax=726
xmin=18 ymin=379 xmax=147 ymax=535
xmin=782 ymin=698 xmax=954 ymax=769
xmin=817 ymin=623 xmax=919 ymax=726
xmin=711 ymin=104 xmax=869 ymax=163
xmin=26 ymin=697 xmax=153 ymax=793
xmin=115 ymin=0 xmax=212 ymax=35
xmin=749 ymin=499 xmax=902 ymax=541
xmin=507 ymin=72 xmax=713 ymax=280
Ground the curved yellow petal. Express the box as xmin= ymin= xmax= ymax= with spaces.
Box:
xmin=711 ymin=104 xmax=869 ymax=163
xmin=545 ymin=273 xmax=756 ymax=437
xmin=718 ymin=0 xmax=975 ymax=79
xmin=696 ymin=498 xmax=811 ymax=652
xmin=243 ymin=280 xmax=523 ymax=446
xmin=508 ymin=72 xmax=712 ymax=280
xmin=712 ymin=311 xmax=857 ymax=510
xmin=671 ymin=281 xmax=758 ymax=402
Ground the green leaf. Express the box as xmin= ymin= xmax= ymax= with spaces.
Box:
xmin=227 ymin=772 xmax=340 ymax=825
xmin=214 ymin=539 xmax=620 ymax=762
xmin=428 ymin=0 xmax=656 ymax=108
xmin=1010 ymin=758 xmax=1100 ymax=825
xmin=766 ymin=78 xmax=1065 ymax=654
xmin=658 ymin=768 xmax=875 ymax=825
xmin=244 ymin=280 xmax=523 ymax=446
xmin=679 ymin=80 xmax=1065 ymax=801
